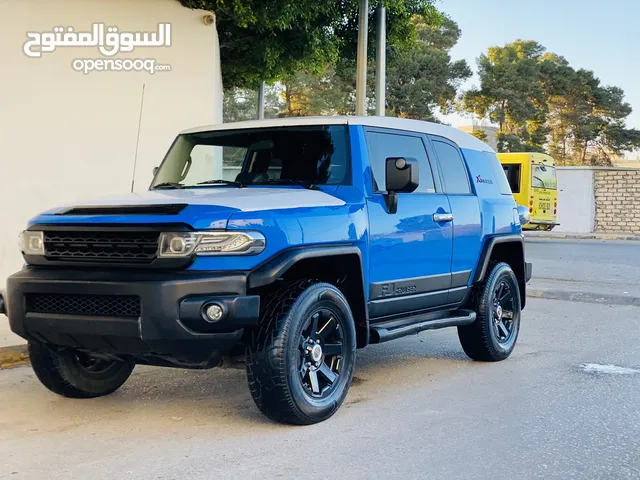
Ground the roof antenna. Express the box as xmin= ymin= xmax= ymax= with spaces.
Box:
xmin=131 ymin=83 xmax=146 ymax=193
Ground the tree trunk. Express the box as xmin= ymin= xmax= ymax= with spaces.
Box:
xmin=212 ymin=15 xmax=224 ymax=124
xmin=581 ymin=139 xmax=589 ymax=164
xmin=285 ymin=84 xmax=293 ymax=116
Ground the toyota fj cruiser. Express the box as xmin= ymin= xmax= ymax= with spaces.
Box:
xmin=3 ymin=116 xmax=532 ymax=425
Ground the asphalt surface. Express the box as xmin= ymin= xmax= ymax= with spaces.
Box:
xmin=527 ymin=238 xmax=640 ymax=301
xmin=1 ymin=239 xmax=640 ymax=480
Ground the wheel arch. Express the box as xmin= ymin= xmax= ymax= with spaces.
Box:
xmin=474 ymin=234 xmax=527 ymax=309
xmin=248 ymin=245 xmax=369 ymax=347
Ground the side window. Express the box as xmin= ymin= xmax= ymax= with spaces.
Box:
xmin=502 ymin=164 xmax=520 ymax=193
xmin=365 ymin=131 xmax=436 ymax=193
xmin=431 ymin=140 xmax=472 ymax=195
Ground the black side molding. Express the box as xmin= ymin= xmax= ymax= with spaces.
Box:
xmin=248 ymin=244 xmax=363 ymax=289
xmin=473 ymin=234 xmax=525 ymax=283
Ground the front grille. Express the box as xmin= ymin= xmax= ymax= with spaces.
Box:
xmin=44 ymin=231 xmax=160 ymax=264
xmin=26 ymin=294 xmax=141 ymax=318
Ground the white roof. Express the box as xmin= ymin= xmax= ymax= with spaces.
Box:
xmin=180 ymin=116 xmax=495 ymax=153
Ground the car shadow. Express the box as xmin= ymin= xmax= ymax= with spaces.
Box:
xmin=2 ymin=330 xmax=476 ymax=434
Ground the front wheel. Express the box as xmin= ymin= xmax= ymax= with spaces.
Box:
xmin=28 ymin=342 xmax=135 ymax=398
xmin=458 ymin=262 xmax=521 ymax=362
xmin=246 ymin=280 xmax=357 ymax=425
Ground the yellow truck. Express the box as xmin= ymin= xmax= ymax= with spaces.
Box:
xmin=497 ymin=152 xmax=558 ymax=230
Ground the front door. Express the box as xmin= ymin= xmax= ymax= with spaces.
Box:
xmin=365 ymin=128 xmax=453 ymax=319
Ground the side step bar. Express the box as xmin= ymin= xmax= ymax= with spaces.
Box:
xmin=370 ymin=309 xmax=476 ymax=344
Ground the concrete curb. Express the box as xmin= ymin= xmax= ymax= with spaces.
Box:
xmin=525 ymin=232 xmax=640 ymax=241
xmin=527 ymin=289 xmax=640 ymax=307
xmin=0 ymin=344 xmax=29 ymax=369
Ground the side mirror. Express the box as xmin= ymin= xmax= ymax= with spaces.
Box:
xmin=386 ymin=157 xmax=419 ymax=193
xmin=152 ymin=166 xmax=159 ymax=177
xmin=517 ymin=205 xmax=530 ymax=225
xmin=384 ymin=157 xmax=419 ymax=214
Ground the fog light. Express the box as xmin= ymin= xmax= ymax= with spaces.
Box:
xmin=204 ymin=304 xmax=224 ymax=323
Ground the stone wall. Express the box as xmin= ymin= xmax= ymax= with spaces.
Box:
xmin=593 ymin=169 xmax=640 ymax=234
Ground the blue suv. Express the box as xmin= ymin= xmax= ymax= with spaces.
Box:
xmin=4 ymin=116 xmax=532 ymax=425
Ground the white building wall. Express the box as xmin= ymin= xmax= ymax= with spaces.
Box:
xmin=0 ymin=0 xmax=221 ymax=289
xmin=555 ymin=167 xmax=595 ymax=233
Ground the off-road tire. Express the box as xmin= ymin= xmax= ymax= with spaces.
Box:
xmin=28 ymin=342 xmax=135 ymax=398
xmin=246 ymin=280 xmax=357 ymax=425
xmin=458 ymin=262 xmax=521 ymax=362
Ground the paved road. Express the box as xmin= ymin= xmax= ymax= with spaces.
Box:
xmin=526 ymin=238 xmax=640 ymax=300
xmin=1 ymin=239 xmax=640 ymax=480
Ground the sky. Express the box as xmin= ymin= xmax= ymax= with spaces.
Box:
xmin=435 ymin=0 xmax=640 ymax=130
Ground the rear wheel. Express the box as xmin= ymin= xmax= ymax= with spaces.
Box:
xmin=458 ymin=262 xmax=521 ymax=362
xmin=246 ymin=280 xmax=356 ymax=425
xmin=28 ymin=342 xmax=135 ymax=398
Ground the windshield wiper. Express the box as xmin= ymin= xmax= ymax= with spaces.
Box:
xmin=196 ymin=179 xmax=245 ymax=188
xmin=255 ymin=179 xmax=320 ymax=190
xmin=152 ymin=182 xmax=186 ymax=190
xmin=533 ymin=175 xmax=546 ymax=188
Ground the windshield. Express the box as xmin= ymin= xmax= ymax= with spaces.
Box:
xmin=531 ymin=164 xmax=557 ymax=190
xmin=151 ymin=125 xmax=350 ymax=189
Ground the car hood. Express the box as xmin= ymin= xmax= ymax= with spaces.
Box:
xmin=42 ymin=187 xmax=347 ymax=215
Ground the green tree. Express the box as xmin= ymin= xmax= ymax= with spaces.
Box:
xmin=223 ymin=85 xmax=284 ymax=123
xmin=460 ymin=40 xmax=552 ymax=152
xmin=178 ymin=0 xmax=440 ymax=89
xmin=281 ymin=66 xmax=354 ymax=117
xmin=461 ymin=40 xmax=640 ymax=163
xmin=470 ymin=130 xmax=488 ymax=143
xmin=279 ymin=15 xmax=470 ymax=121
xmin=384 ymin=16 xmax=472 ymax=120
xmin=547 ymin=68 xmax=640 ymax=165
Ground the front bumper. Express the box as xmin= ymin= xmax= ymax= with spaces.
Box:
xmin=6 ymin=268 xmax=260 ymax=367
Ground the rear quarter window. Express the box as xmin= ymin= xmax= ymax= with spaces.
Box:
xmin=431 ymin=139 xmax=471 ymax=195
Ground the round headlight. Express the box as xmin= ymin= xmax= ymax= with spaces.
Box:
xmin=169 ymin=236 xmax=188 ymax=254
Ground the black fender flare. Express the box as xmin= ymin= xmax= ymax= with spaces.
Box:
xmin=248 ymin=244 xmax=363 ymax=289
xmin=474 ymin=234 xmax=528 ymax=308
xmin=248 ymin=244 xmax=370 ymax=347
xmin=473 ymin=234 xmax=525 ymax=283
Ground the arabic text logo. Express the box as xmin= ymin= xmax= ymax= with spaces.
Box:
xmin=23 ymin=23 xmax=171 ymax=58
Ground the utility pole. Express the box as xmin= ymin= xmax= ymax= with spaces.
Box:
xmin=375 ymin=5 xmax=386 ymax=117
xmin=355 ymin=0 xmax=368 ymax=116
xmin=257 ymin=81 xmax=265 ymax=120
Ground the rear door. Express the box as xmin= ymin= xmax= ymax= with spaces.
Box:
xmin=365 ymin=128 xmax=453 ymax=318
xmin=428 ymin=136 xmax=482 ymax=304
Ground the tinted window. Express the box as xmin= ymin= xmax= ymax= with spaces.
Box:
xmin=365 ymin=131 xmax=435 ymax=193
xmin=502 ymin=164 xmax=521 ymax=193
xmin=432 ymin=140 xmax=471 ymax=195
xmin=153 ymin=125 xmax=350 ymax=187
